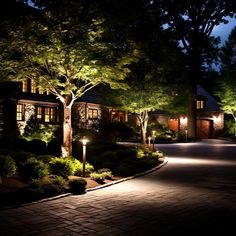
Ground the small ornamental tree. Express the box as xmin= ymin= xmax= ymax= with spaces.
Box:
xmin=0 ymin=1 xmax=139 ymax=156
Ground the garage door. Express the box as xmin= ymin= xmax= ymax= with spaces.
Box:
xmin=197 ymin=119 xmax=213 ymax=139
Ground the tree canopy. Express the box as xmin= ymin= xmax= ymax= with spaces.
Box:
xmin=0 ymin=0 xmax=139 ymax=156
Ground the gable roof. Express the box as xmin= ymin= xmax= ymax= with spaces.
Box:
xmin=197 ymin=85 xmax=220 ymax=111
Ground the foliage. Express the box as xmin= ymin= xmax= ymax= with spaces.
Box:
xmin=73 ymin=161 xmax=94 ymax=177
xmin=49 ymin=175 xmax=66 ymax=187
xmin=156 ymin=0 xmax=236 ymax=138
xmin=68 ymin=178 xmax=87 ymax=194
xmin=0 ymin=0 xmax=139 ymax=157
xmin=0 ymin=155 xmax=17 ymax=178
xmin=23 ymin=118 xmax=58 ymax=144
xmin=90 ymin=172 xmax=106 ymax=183
xmin=97 ymin=168 xmax=113 ymax=180
xmin=18 ymin=158 xmax=49 ymax=181
xmin=216 ymin=27 xmax=236 ymax=124
xmin=37 ymin=154 xmax=55 ymax=163
xmin=49 ymin=157 xmax=75 ymax=179
xmin=224 ymin=120 xmax=236 ymax=137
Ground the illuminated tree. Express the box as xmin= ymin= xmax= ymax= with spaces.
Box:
xmin=215 ymin=27 xmax=236 ymax=134
xmin=0 ymin=1 xmax=138 ymax=156
xmin=153 ymin=0 xmax=236 ymax=138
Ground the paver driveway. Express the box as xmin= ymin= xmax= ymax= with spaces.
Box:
xmin=0 ymin=139 xmax=236 ymax=235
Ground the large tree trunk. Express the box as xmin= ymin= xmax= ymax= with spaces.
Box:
xmin=138 ymin=111 xmax=149 ymax=146
xmin=61 ymin=105 xmax=73 ymax=157
xmin=187 ymin=46 xmax=201 ymax=139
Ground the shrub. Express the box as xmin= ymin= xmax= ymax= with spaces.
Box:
xmin=49 ymin=175 xmax=66 ymax=187
xmin=49 ymin=157 xmax=73 ymax=178
xmin=0 ymin=155 xmax=17 ymax=178
xmin=98 ymin=168 xmax=113 ymax=180
xmin=90 ymin=172 xmax=105 ymax=183
xmin=12 ymin=151 xmax=35 ymax=165
xmin=37 ymin=155 xmax=55 ymax=163
xmin=42 ymin=184 xmax=62 ymax=197
xmin=68 ymin=178 xmax=87 ymax=194
xmin=74 ymin=161 xmax=94 ymax=176
xmin=18 ymin=158 xmax=49 ymax=181
xmin=28 ymin=179 xmax=44 ymax=189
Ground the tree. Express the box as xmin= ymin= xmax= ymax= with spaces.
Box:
xmin=102 ymin=44 xmax=185 ymax=146
xmin=215 ymin=27 xmax=236 ymax=134
xmin=0 ymin=1 xmax=139 ymax=156
xmin=153 ymin=0 xmax=236 ymax=138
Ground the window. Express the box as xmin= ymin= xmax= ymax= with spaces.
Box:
xmin=37 ymin=106 xmax=58 ymax=123
xmin=88 ymin=109 xmax=98 ymax=119
xmin=196 ymin=100 xmax=205 ymax=109
xmin=16 ymin=104 xmax=24 ymax=121
xmin=22 ymin=80 xmax=27 ymax=92
xmin=36 ymin=107 xmax=43 ymax=122
xmin=38 ymin=87 xmax=44 ymax=95
xmin=31 ymin=79 xmax=37 ymax=93
xmin=111 ymin=111 xmax=125 ymax=122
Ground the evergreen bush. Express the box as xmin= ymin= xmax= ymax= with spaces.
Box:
xmin=68 ymin=178 xmax=87 ymax=194
xmin=0 ymin=154 xmax=17 ymax=178
xmin=18 ymin=158 xmax=49 ymax=181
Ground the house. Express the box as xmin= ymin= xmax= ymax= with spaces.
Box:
xmin=0 ymin=79 xmax=223 ymax=141
xmin=148 ymin=85 xmax=224 ymax=139
xmin=0 ymin=79 xmax=127 ymax=140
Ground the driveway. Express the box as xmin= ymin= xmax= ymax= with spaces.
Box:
xmin=0 ymin=139 xmax=236 ymax=235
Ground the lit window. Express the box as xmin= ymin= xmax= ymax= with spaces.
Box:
xmin=38 ymin=87 xmax=44 ymax=94
xmin=88 ymin=109 xmax=98 ymax=119
xmin=50 ymin=107 xmax=56 ymax=122
xmin=45 ymin=107 xmax=57 ymax=123
xmin=22 ymin=80 xmax=27 ymax=92
xmin=196 ymin=100 xmax=204 ymax=109
xmin=37 ymin=107 xmax=43 ymax=121
xmin=16 ymin=104 xmax=24 ymax=121
xmin=37 ymin=107 xmax=57 ymax=123
xmin=45 ymin=107 xmax=50 ymax=122
xmin=31 ymin=79 xmax=37 ymax=93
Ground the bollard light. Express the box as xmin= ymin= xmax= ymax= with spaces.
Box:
xmin=151 ymin=130 xmax=156 ymax=152
xmin=148 ymin=136 xmax=151 ymax=150
xmin=80 ymin=136 xmax=89 ymax=177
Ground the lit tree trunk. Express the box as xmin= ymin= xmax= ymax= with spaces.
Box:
xmin=137 ymin=110 xmax=149 ymax=146
xmin=61 ymin=94 xmax=74 ymax=157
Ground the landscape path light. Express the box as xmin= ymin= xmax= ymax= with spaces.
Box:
xmin=80 ymin=136 xmax=89 ymax=177
xmin=148 ymin=136 xmax=151 ymax=150
xmin=151 ymin=130 xmax=156 ymax=152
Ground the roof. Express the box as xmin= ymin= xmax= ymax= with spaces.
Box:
xmin=197 ymin=85 xmax=220 ymax=111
